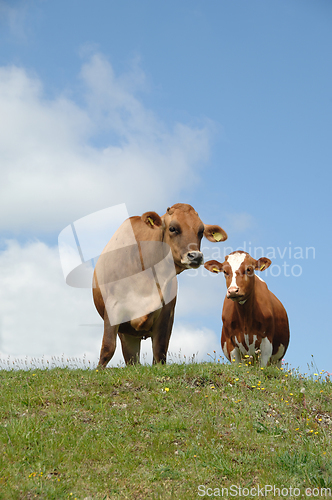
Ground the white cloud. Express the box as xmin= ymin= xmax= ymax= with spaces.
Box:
xmin=0 ymin=240 xmax=222 ymax=366
xmin=167 ymin=323 xmax=220 ymax=363
xmin=0 ymin=239 xmax=101 ymax=360
xmin=0 ymin=240 xmax=222 ymax=367
xmin=0 ymin=53 xmax=211 ymax=233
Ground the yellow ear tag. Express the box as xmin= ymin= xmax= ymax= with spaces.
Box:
xmin=212 ymin=232 xmax=223 ymax=242
xmin=260 ymin=264 xmax=265 ymax=271
xmin=147 ymin=217 xmax=154 ymax=226
xmin=212 ymin=267 xmax=220 ymax=273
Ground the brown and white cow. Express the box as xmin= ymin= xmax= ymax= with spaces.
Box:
xmin=204 ymin=251 xmax=289 ymax=367
xmin=93 ymin=203 xmax=227 ymax=367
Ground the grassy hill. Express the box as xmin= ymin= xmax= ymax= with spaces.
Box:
xmin=0 ymin=359 xmax=331 ymax=499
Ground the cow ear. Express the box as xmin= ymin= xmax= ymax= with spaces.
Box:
xmin=255 ymin=257 xmax=271 ymax=271
xmin=141 ymin=211 xmax=162 ymax=228
xmin=204 ymin=260 xmax=224 ymax=273
xmin=204 ymin=225 xmax=228 ymax=243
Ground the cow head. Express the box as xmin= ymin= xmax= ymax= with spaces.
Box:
xmin=204 ymin=251 xmax=271 ymax=303
xmin=160 ymin=203 xmax=227 ymax=274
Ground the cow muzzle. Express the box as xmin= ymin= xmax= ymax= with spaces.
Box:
xmin=227 ymin=286 xmax=241 ymax=299
xmin=181 ymin=251 xmax=204 ymax=268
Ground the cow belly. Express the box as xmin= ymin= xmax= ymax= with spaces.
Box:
xmin=119 ymin=309 xmax=162 ymax=337
xmin=130 ymin=309 xmax=162 ymax=332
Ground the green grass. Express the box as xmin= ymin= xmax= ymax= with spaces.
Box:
xmin=0 ymin=360 xmax=331 ymax=499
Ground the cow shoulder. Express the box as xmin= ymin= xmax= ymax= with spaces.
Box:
xmin=221 ymin=297 xmax=237 ymax=326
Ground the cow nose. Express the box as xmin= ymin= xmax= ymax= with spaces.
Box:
xmin=187 ymin=251 xmax=203 ymax=264
xmin=227 ymin=286 xmax=239 ymax=297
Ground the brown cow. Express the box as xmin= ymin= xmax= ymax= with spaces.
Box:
xmin=204 ymin=251 xmax=289 ymax=366
xmin=93 ymin=203 xmax=227 ymax=367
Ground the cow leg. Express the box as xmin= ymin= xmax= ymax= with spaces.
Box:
xmin=151 ymin=298 xmax=176 ymax=364
xmin=270 ymin=342 xmax=285 ymax=367
xmin=222 ymin=328 xmax=240 ymax=363
xmin=229 ymin=347 xmax=241 ymax=364
xmin=221 ymin=329 xmax=232 ymax=362
xmin=259 ymin=337 xmax=273 ymax=367
xmin=118 ymin=332 xmax=141 ymax=365
xmin=98 ymin=314 xmax=118 ymax=367
xmin=152 ymin=330 xmax=172 ymax=364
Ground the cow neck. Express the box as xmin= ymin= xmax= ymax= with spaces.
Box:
xmin=233 ymin=286 xmax=256 ymax=330
xmin=174 ymin=264 xmax=185 ymax=275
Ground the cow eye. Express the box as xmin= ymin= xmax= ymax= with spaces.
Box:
xmin=198 ymin=229 xmax=204 ymax=238
xmin=169 ymin=226 xmax=178 ymax=234
xmin=246 ymin=267 xmax=253 ymax=274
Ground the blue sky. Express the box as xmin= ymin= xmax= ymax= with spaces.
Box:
xmin=0 ymin=0 xmax=331 ymax=373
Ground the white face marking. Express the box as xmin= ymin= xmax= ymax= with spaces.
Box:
xmin=259 ymin=337 xmax=273 ymax=367
xmin=227 ymin=252 xmax=246 ymax=290
xmin=222 ymin=342 xmax=228 ymax=358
